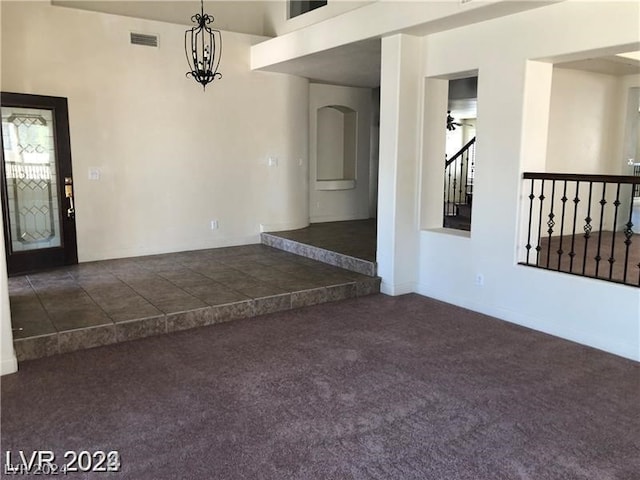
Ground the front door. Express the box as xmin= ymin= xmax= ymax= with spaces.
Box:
xmin=1 ymin=92 xmax=77 ymax=275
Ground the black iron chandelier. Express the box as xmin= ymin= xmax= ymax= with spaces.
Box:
xmin=185 ymin=0 xmax=222 ymax=89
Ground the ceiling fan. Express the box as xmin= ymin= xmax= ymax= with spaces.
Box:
xmin=446 ymin=111 xmax=473 ymax=131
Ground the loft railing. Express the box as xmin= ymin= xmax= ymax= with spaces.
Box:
xmin=632 ymin=163 xmax=640 ymax=197
xmin=444 ymin=137 xmax=476 ymax=231
xmin=520 ymin=172 xmax=640 ymax=287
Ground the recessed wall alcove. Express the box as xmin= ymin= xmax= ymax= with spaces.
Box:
xmin=316 ymin=105 xmax=357 ymax=190
xmin=309 ymin=83 xmax=373 ymax=223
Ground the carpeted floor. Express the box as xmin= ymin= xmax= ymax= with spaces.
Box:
xmin=1 ymin=294 xmax=639 ymax=479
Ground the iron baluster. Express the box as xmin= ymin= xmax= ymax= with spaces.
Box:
xmin=569 ymin=181 xmax=580 ymax=273
xmin=557 ymin=180 xmax=568 ymax=271
xmin=546 ymin=180 xmax=556 ymax=269
xmin=582 ymin=182 xmax=594 ymax=276
xmin=535 ymin=179 xmax=546 ymax=266
xmin=608 ymin=183 xmax=621 ymax=280
xmin=622 ymin=185 xmax=634 ymax=284
xmin=594 ymin=183 xmax=607 ymax=278
xmin=525 ymin=178 xmax=535 ymax=265
xmin=457 ymin=155 xmax=464 ymax=207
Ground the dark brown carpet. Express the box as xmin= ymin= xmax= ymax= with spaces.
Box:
xmin=1 ymin=294 xmax=639 ymax=479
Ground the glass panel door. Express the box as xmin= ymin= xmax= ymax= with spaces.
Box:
xmin=2 ymin=107 xmax=62 ymax=252
xmin=1 ymin=93 xmax=77 ymax=275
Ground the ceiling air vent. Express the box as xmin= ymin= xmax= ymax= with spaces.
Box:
xmin=130 ymin=32 xmax=158 ymax=47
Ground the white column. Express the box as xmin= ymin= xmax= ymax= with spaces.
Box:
xmin=377 ymin=34 xmax=421 ymax=295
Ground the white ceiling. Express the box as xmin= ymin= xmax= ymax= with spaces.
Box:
xmin=262 ymin=39 xmax=382 ymax=88
xmin=555 ymin=54 xmax=640 ymax=77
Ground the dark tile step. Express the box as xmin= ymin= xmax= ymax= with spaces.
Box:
xmin=261 ymin=233 xmax=377 ymax=276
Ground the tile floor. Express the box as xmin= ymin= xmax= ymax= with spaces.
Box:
xmin=9 ymin=244 xmax=380 ymax=362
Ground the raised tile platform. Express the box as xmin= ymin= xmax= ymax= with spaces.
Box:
xmin=10 ymin=244 xmax=380 ymax=362
xmin=261 ymin=219 xmax=377 ymax=276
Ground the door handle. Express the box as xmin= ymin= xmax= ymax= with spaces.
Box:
xmin=64 ymin=177 xmax=75 ymax=219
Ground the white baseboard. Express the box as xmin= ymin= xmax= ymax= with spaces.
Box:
xmin=309 ymin=213 xmax=370 ymax=223
xmin=260 ymin=221 xmax=309 ymax=233
xmin=1 ymin=354 xmax=18 ymax=376
xmin=415 ymin=282 xmax=640 ymax=362
xmin=380 ymin=281 xmax=416 ymax=296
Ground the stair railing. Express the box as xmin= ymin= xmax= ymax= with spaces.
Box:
xmin=444 ymin=137 xmax=476 ymax=228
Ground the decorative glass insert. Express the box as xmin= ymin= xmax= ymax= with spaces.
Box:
xmin=2 ymin=107 xmax=62 ymax=252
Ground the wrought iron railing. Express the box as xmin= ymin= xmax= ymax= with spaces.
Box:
xmin=443 ymin=137 xmax=475 ymax=231
xmin=520 ymin=172 xmax=640 ymax=287
xmin=632 ymin=163 xmax=640 ymax=197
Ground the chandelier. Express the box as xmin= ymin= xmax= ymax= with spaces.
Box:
xmin=185 ymin=0 xmax=222 ymax=89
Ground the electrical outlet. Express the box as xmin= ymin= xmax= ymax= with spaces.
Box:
xmin=475 ymin=274 xmax=484 ymax=286
xmin=268 ymin=157 xmax=278 ymax=167
xmin=210 ymin=220 xmax=219 ymax=230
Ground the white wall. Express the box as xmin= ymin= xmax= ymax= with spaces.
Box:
xmin=620 ymin=75 xmax=640 ymax=172
xmin=1 ymin=1 xmax=309 ymax=261
xmin=417 ymin=1 xmax=640 ymax=361
xmin=547 ymin=68 xmax=624 ymax=174
xmin=309 ymin=83 xmax=371 ymax=223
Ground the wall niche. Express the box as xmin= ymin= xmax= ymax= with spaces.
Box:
xmin=316 ymin=105 xmax=357 ymax=190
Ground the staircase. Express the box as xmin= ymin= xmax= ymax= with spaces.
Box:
xmin=444 ymin=137 xmax=475 ymax=231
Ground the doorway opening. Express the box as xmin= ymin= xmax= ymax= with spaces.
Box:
xmin=443 ymin=76 xmax=477 ymax=231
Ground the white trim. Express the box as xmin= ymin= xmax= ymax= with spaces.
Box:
xmin=380 ymin=280 xmax=416 ymax=296
xmin=259 ymin=221 xmax=309 ymax=233
xmin=314 ymin=179 xmax=356 ymax=191
xmin=1 ymin=355 xmax=18 ymax=376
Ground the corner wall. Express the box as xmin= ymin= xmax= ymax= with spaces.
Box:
xmin=1 ymin=1 xmax=309 ymax=262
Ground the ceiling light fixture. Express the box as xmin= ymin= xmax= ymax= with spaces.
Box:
xmin=185 ymin=0 xmax=222 ymax=89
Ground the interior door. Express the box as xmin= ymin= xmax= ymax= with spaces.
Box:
xmin=1 ymin=92 xmax=77 ymax=275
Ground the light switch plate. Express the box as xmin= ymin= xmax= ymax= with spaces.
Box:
xmin=88 ymin=168 xmax=101 ymax=180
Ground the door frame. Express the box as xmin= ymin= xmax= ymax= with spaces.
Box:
xmin=1 ymin=92 xmax=78 ymax=275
